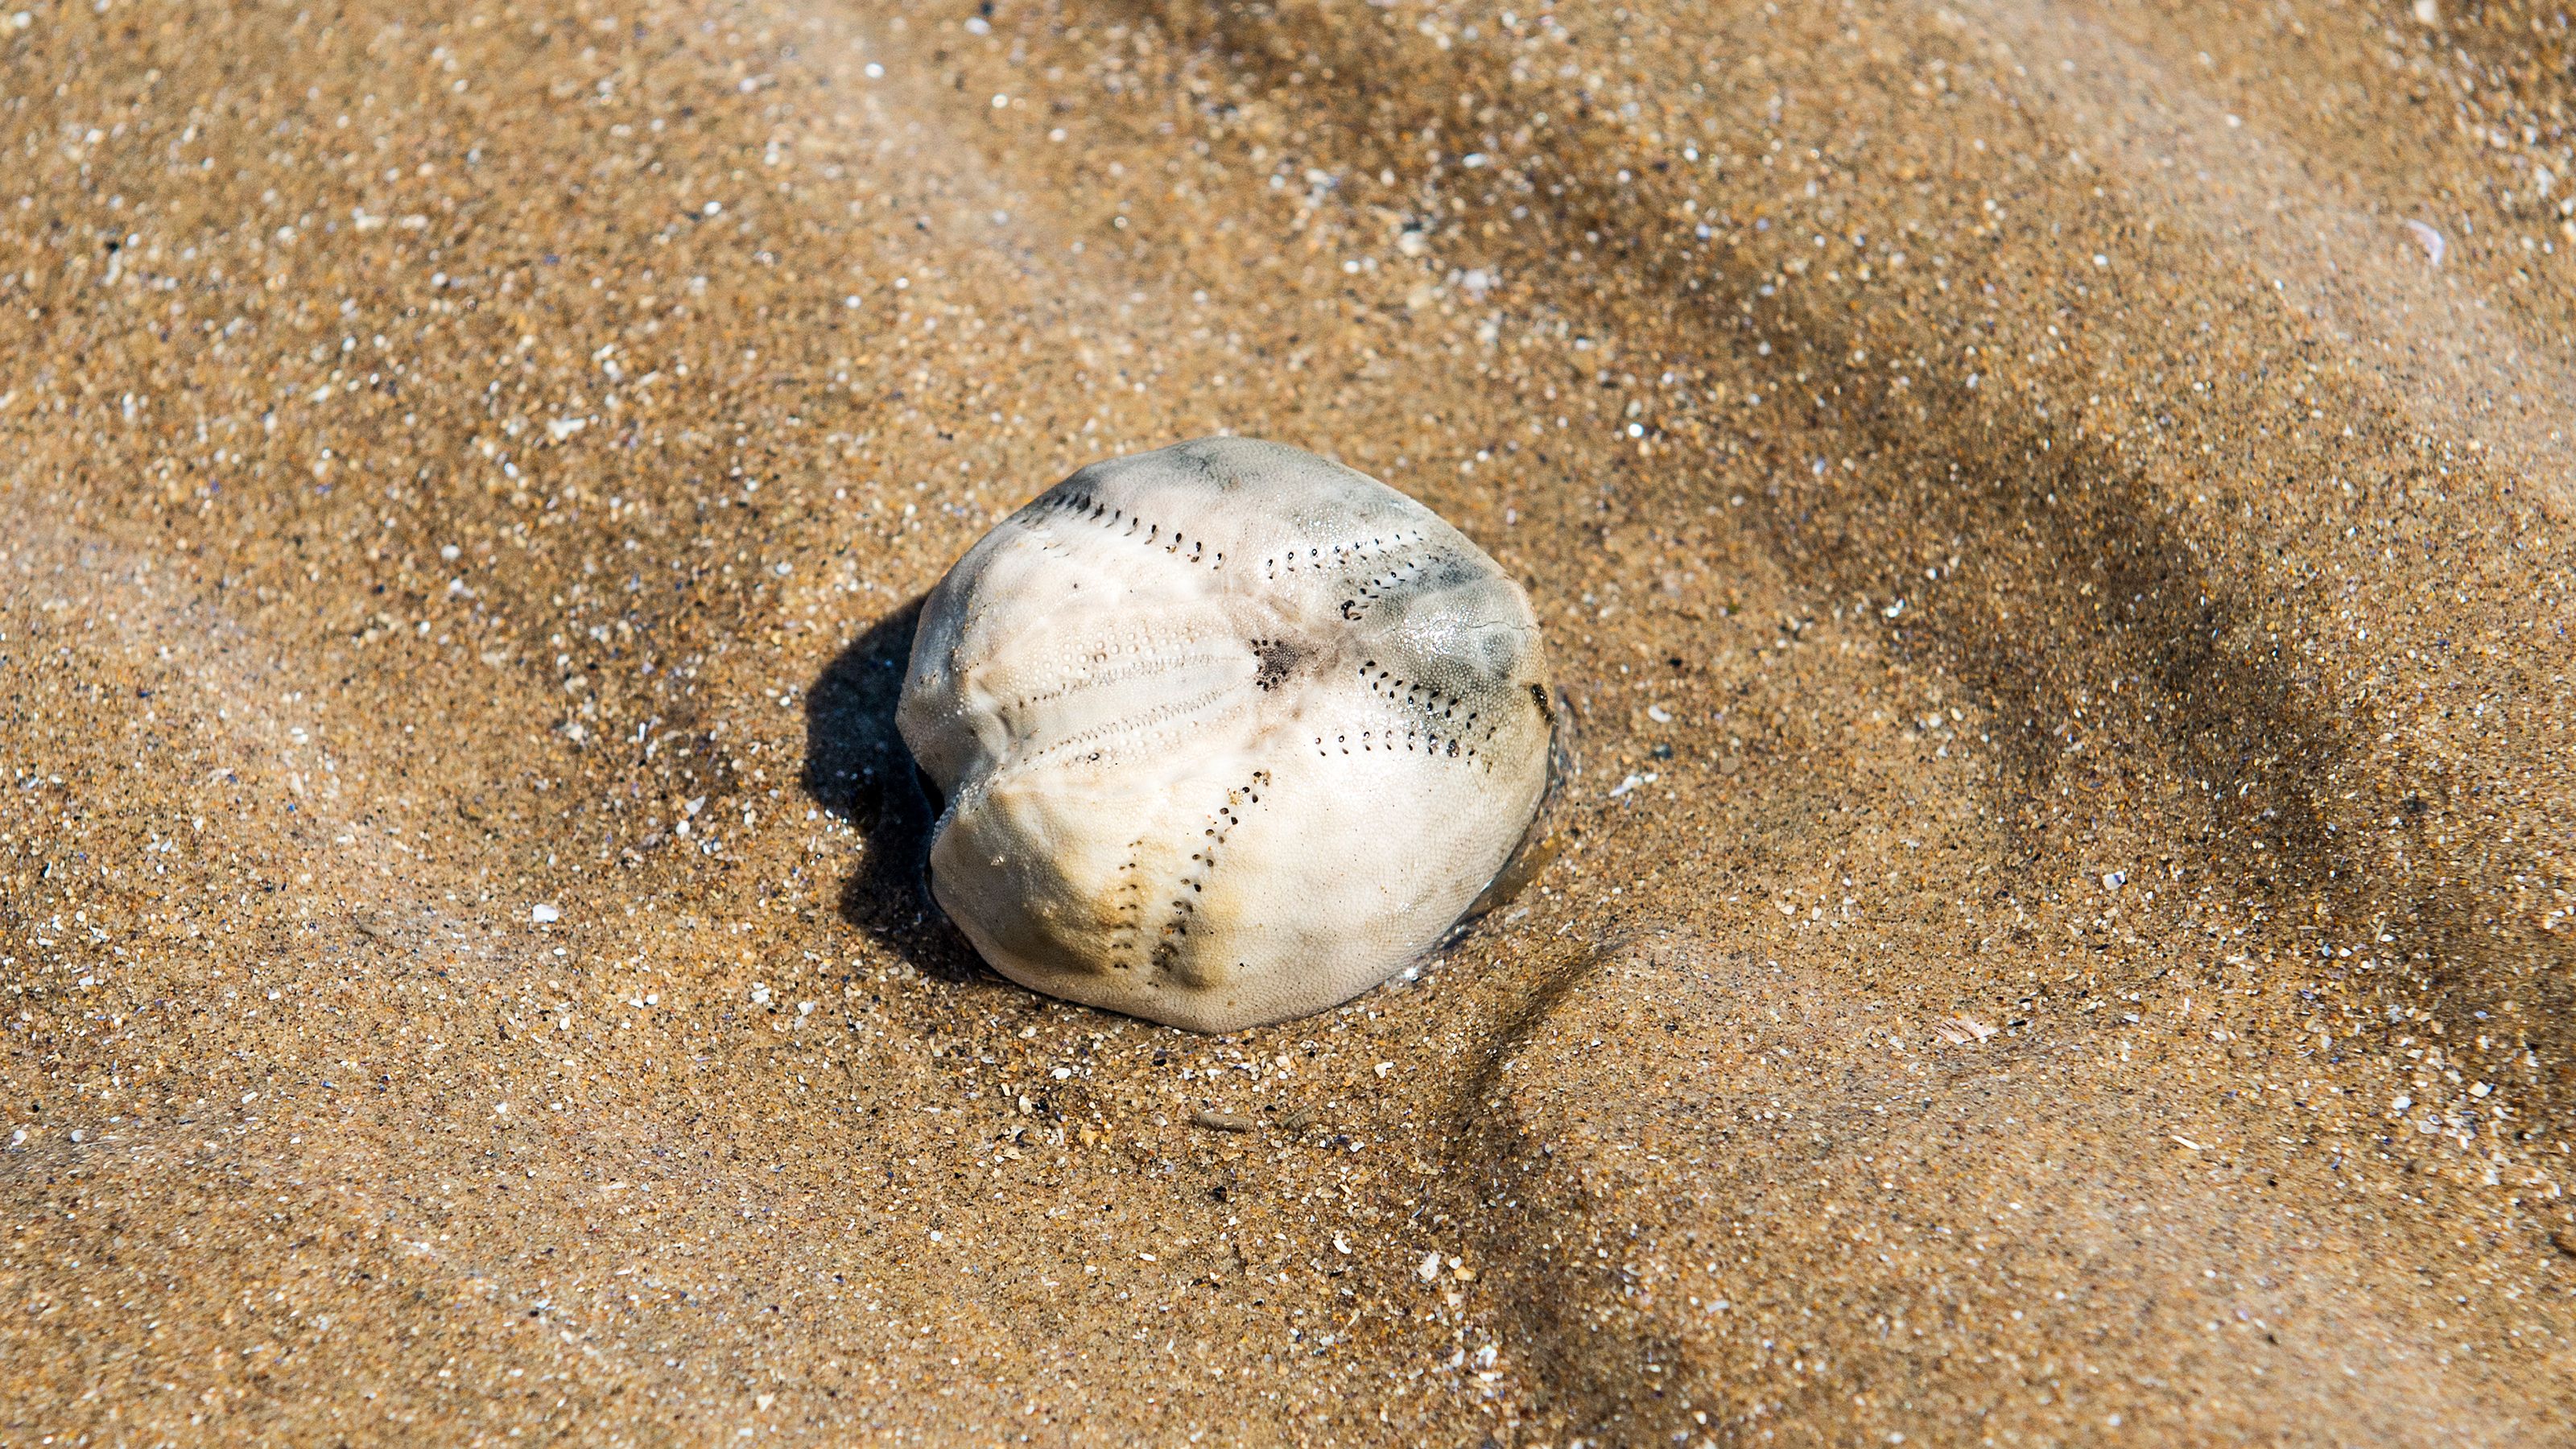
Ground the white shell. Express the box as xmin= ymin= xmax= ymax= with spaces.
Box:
xmin=896 ymin=438 xmax=1554 ymax=1032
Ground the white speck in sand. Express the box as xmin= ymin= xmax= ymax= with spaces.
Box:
xmin=2403 ymin=218 xmax=2446 ymax=266
xmin=531 ymin=903 xmax=560 ymax=923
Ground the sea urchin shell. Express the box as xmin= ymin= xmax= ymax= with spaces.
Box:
xmin=895 ymin=438 xmax=1553 ymax=1032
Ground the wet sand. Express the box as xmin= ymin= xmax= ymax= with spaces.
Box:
xmin=3 ymin=0 xmax=2574 ymax=1442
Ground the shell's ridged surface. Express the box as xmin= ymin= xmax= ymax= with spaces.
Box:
xmin=896 ymin=438 xmax=1552 ymax=1032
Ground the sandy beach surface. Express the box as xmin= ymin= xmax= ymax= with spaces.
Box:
xmin=5 ymin=0 xmax=2574 ymax=1442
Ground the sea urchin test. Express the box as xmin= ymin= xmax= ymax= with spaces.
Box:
xmin=896 ymin=438 xmax=1554 ymax=1033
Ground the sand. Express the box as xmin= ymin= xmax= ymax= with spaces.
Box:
xmin=2 ymin=0 xmax=2572 ymax=1443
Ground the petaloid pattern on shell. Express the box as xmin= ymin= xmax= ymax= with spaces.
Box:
xmin=895 ymin=438 xmax=1554 ymax=1033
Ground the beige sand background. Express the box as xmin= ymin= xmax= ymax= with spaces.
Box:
xmin=4 ymin=0 xmax=2574 ymax=1442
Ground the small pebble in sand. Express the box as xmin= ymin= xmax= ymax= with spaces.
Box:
xmin=897 ymin=438 xmax=1553 ymax=1033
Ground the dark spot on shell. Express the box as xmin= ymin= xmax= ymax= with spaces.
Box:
xmin=1250 ymin=637 xmax=1303 ymax=691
